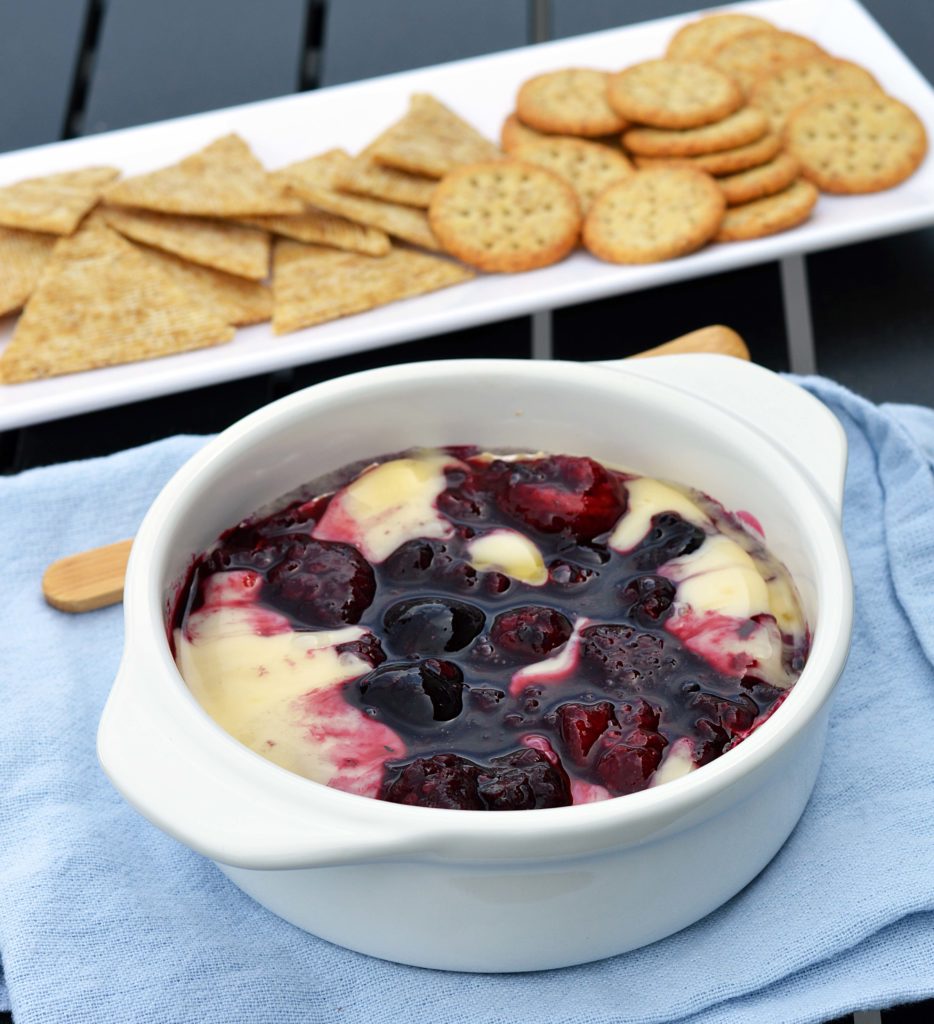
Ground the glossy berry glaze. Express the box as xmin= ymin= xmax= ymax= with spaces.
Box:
xmin=173 ymin=451 xmax=809 ymax=811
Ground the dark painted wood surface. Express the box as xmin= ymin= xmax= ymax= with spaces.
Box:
xmin=319 ymin=0 xmax=530 ymax=85
xmin=81 ymin=0 xmax=309 ymax=134
xmin=0 ymin=0 xmax=92 ymax=151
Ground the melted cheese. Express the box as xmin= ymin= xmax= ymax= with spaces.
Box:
xmin=176 ymin=609 xmax=389 ymax=785
xmin=313 ymin=453 xmax=455 ymax=563
xmin=664 ymin=534 xmax=770 ymax=619
xmin=609 ymin=478 xmax=710 ymax=553
xmin=466 ymin=528 xmax=547 ymax=586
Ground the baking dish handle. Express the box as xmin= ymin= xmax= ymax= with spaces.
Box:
xmin=98 ymin=657 xmax=420 ymax=871
xmin=598 ymin=354 xmax=847 ymax=515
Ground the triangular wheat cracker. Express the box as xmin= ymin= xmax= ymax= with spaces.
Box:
xmin=272 ymin=239 xmax=473 ymax=335
xmin=0 ymin=166 xmax=119 ymax=235
xmin=135 ymin=244 xmax=271 ymax=326
xmin=336 ymin=142 xmax=437 ymax=207
xmin=275 ymin=150 xmax=439 ymax=250
xmin=238 ymin=208 xmax=390 ymax=256
xmin=103 ymin=206 xmax=270 ymax=279
xmin=0 ymin=219 xmax=233 ymax=383
xmin=104 ymin=134 xmax=303 ymax=217
xmin=368 ymin=94 xmax=502 ymax=178
xmin=0 ymin=226 xmax=57 ymax=316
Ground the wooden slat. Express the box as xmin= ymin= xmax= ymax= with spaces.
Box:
xmin=549 ymin=0 xmax=723 ymax=39
xmin=0 ymin=0 xmax=91 ymax=152
xmin=81 ymin=0 xmax=308 ymax=135
xmin=319 ymin=0 xmax=530 ymax=86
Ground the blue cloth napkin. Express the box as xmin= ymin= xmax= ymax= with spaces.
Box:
xmin=1 ymin=377 xmax=933 ymax=1024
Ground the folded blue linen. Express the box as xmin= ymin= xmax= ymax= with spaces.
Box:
xmin=1 ymin=377 xmax=932 ymax=1024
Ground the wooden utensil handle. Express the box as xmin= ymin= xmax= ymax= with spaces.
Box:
xmin=41 ymin=325 xmax=749 ymax=613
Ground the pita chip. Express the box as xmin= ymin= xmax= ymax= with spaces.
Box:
xmin=368 ymin=94 xmax=502 ymax=178
xmin=272 ymin=239 xmax=473 ymax=335
xmin=104 ymin=134 xmax=303 ymax=217
xmin=0 ymin=219 xmax=233 ymax=383
xmin=336 ymin=142 xmax=437 ymax=208
xmin=135 ymin=244 xmax=271 ymax=326
xmin=238 ymin=207 xmax=390 ymax=256
xmin=275 ymin=150 xmax=440 ymax=250
xmin=103 ymin=206 xmax=270 ymax=279
xmin=0 ymin=166 xmax=119 ymax=235
xmin=0 ymin=226 xmax=57 ymax=316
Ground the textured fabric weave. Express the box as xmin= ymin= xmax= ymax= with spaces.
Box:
xmin=1 ymin=378 xmax=932 ymax=1023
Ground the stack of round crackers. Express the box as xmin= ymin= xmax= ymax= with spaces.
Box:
xmin=459 ymin=11 xmax=926 ymax=268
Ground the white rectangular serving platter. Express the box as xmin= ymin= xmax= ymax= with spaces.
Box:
xmin=1 ymin=0 xmax=932 ymax=431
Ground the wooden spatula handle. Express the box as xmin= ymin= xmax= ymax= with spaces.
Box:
xmin=43 ymin=537 xmax=134 ymax=613
xmin=42 ymin=325 xmax=749 ymax=613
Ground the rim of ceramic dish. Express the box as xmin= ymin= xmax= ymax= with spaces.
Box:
xmin=113 ymin=357 xmax=852 ymax=865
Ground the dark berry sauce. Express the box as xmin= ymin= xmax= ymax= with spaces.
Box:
xmin=173 ymin=451 xmax=806 ymax=811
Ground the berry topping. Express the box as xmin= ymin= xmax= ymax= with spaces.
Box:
xmin=579 ymin=624 xmax=672 ymax=684
xmin=494 ymin=455 xmax=627 ymax=540
xmin=383 ymin=598 xmax=485 ymax=657
xmin=548 ymin=560 xmax=597 ymax=588
xmin=357 ymin=659 xmax=465 ymax=727
xmin=383 ymin=753 xmax=484 ymax=809
xmin=477 ymin=747 xmax=572 ymax=810
xmin=382 ymin=539 xmax=479 ymax=590
xmin=618 ymin=574 xmax=678 ymax=625
xmin=264 ymin=537 xmax=376 ymax=627
xmin=556 ymin=701 xmax=618 ymax=764
xmin=490 ymin=606 xmax=573 ymax=659
xmin=335 ymin=632 xmax=387 ymax=668
xmin=592 ymin=703 xmax=666 ymax=794
xmin=631 ymin=512 xmax=706 ymax=570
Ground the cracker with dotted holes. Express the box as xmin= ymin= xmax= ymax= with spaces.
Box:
xmin=718 ymin=152 xmax=801 ymax=205
xmin=428 ymin=162 xmax=580 ymax=273
xmin=715 ymin=179 xmax=818 ymax=241
xmin=511 ymin=138 xmax=633 ymax=213
xmin=517 ymin=69 xmax=628 ymax=137
xmin=0 ymin=226 xmax=57 ymax=316
xmin=749 ymin=58 xmax=882 ymax=132
xmin=272 ymin=241 xmax=474 ymax=334
xmin=607 ymin=60 xmax=742 ymax=130
xmin=0 ymin=166 xmax=119 ymax=235
xmin=583 ymin=167 xmax=725 ymax=264
xmin=501 ymin=113 xmax=550 ymax=152
xmin=634 ymin=132 xmax=782 ymax=176
xmin=368 ymin=94 xmax=502 ymax=179
xmin=666 ymin=13 xmax=777 ymax=64
xmin=712 ymin=31 xmax=825 ymax=97
xmin=785 ymin=92 xmax=927 ymax=193
xmin=623 ymin=106 xmax=768 ymax=157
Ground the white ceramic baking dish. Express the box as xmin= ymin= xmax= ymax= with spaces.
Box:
xmin=98 ymin=353 xmax=852 ymax=972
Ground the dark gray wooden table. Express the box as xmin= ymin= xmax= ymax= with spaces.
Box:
xmin=0 ymin=2 xmax=931 ymax=1020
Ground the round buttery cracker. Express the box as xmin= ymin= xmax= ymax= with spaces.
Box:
xmin=749 ymin=57 xmax=882 ymax=132
xmin=785 ymin=92 xmax=927 ymax=193
xmin=634 ymin=132 xmax=783 ymax=175
xmin=667 ymin=13 xmax=777 ymax=64
xmin=607 ymin=60 xmax=743 ymax=130
xmin=623 ymin=106 xmax=768 ymax=156
xmin=517 ymin=68 xmax=627 ymax=137
xmin=583 ymin=167 xmax=725 ymax=263
xmin=501 ymin=113 xmax=549 ymax=152
xmin=429 ymin=161 xmax=580 ymax=272
xmin=717 ymin=152 xmax=801 ymax=205
xmin=511 ymin=138 xmax=633 ymax=212
xmin=712 ymin=31 xmax=825 ymax=96
xmin=715 ymin=178 xmax=818 ymax=240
